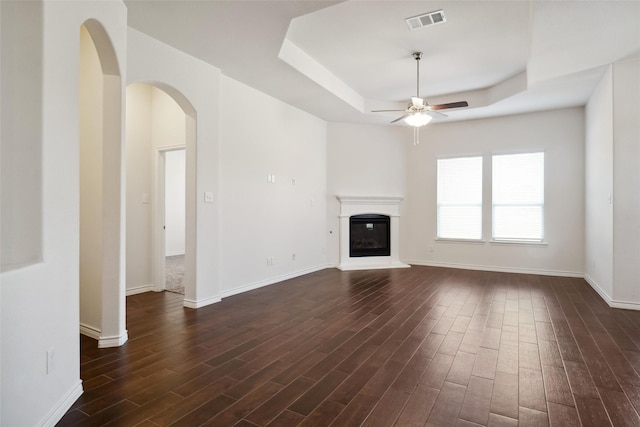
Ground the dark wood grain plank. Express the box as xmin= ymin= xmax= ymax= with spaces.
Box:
xmin=598 ymin=387 xmax=640 ymax=427
xmin=573 ymin=396 xmax=613 ymax=427
xmin=393 ymin=384 xmax=438 ymax=426
xmin=546 ymin=402 xmax=580 ymax=427
xmin=519 ymin=367 xmax=547 ymax=413
xmin=426 ymin=381 xmax=467 ymax=426
xmin=459 ymin=376 xmax=493 ymax=425
xmin=447 ymin=351 xmax=477 ymax=386
xmin=541 ymin=364 xmax=574 ymax=407
xmin=490 ymin=371 xmax=519 ymax=419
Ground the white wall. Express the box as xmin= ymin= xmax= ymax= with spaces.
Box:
xmin=326 ymin=123 xmax=409 ymax=266
xmin=125 ymin=83 xmax=153 ymax=292
xmin=0 ymin=1 xmax=128 ymax=425
xmin=79 ymin=24 xmax=104 ymax=336
xmin=404 ymin=108 xmax=585 ymax=276
xmin=219 ymin=76 xmax=327 ymax=295
xmin=165 ymin=149 xmax=186 ymax=256
xmin=585 ymin=57 xmax=640 ymax=308
xmin=585 ymin=67 xmax=614 ymax=297
xmin=127 ymin=28 xmax=220 ymax=307
xmin=0 ymin=0 xmax=43 ymax=272
xmin=612 ymin=57 xmax=640 ymax=305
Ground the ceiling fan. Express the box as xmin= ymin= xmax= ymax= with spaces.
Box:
xmin=372 ymin=52 xmax=468 ymax=144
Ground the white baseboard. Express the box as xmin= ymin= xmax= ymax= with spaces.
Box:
xmin=166 ymin=251 xmax=185 ymax=257
xmin=81 ymin=324 xmax=129 ymax=347
xmin=584 ymin=274 xmax=640 ymax=311
xmin=79 ymin=323 xmax=100 ymax=340
xmin=337 ymin=262 xmax=410 ymax=271
xmin=182 ymin=265 xmax=329 ymax=309
xmin=183 ymin=295 xmax=222 ymax=309
xmin=219 ymin=265 xmax=327 ymax=300
xmin=39 ymin=380 xmax=83 ymax=427
xmin=406 ymin=259 xmax=584 ymax=278
xmin=126 ymin=284 xmax=156 ymax=296
xmin=98 ymin=330 xmax=129 ymax=348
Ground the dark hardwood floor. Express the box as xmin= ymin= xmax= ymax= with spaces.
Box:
xmin=58 ymin=266 xmax=640 ymax=426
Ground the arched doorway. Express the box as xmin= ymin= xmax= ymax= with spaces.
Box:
xmin=125 ymin=83 xmax=197 ymax=303
xmin=78 ymin=20 xmax=127 ymax=348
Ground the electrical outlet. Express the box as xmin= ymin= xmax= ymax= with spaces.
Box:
xmin=47 ymin=348 xmax=55 ymax=374
xmin=292 ymin=253 xmax=296 ymax=261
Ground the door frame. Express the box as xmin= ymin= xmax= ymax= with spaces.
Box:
xmin=153 ymin=145 xmax=186 ymax=293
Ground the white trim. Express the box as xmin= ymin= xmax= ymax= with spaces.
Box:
xmin=152 ymin=149 xmax=168 ymax=304
xmin=98 ymin=330 xmax=129 ymax=348
xmin=165 ymin=251 xmax=185 ymax=257
xmin=79 ymin=323 xmax=100 ymax=340
xmin=336 ymin=195 xmax=404 ymax=205
xmin=183 ymin=295 xmax=222 ymax=309
xmin=406 ymin=259 xmax=583 ymax=278
xmin=126 ymin=284 xmax=156 ymax=296
xmin=39 ymin=380 xmax=83 ymax=427
xmin=220 ymin=265 xmax=328 ymax=299
xmin=336 ymin=195 xmax=405 ymax=271
xmin=489 ymin=240 xmax=548 ymax=247
xmin=337 ymin=259 xmax=410 ymax=271
xmin=435 ymin=238 xmax=486 ymax=245
xmin=584 ymin=274 xmax=640 ymax=311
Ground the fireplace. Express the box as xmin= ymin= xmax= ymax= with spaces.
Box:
xmin=337 ymin=196 xmax=410 ymax=271
xmin=350 ymin=214 xmax=390 ymax=257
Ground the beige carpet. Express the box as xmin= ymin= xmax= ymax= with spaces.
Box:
xmin=165 ymin=255 xmax=184 ymax=294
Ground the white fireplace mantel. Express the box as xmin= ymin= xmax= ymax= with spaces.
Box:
xmin=337 ymin=195 xmax=410 ymax=271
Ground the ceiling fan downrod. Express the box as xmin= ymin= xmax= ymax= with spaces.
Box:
xmin=414 ymin=52 xmax=422 ymax=98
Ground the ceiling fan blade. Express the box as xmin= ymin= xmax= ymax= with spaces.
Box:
xmin=429 ymin=101 xmax=469 ymax=111
xmin=390 ymin=113 xmax=410 ymax=124
xmin=371 ymin=109 xmax=407 ymax=112
xmin=427 ymin=110 xmax=447 ymax=118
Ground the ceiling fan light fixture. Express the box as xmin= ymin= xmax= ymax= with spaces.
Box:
xmin=404 ymin=113 xmax=432 ymax=127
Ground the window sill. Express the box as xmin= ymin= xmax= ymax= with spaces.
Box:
xmin=490 ymin=240 xmax=548 ymax=247
xmin=433 ymin=238 xmax=548 ymax=248
xmin=434 ymin=238 xmax=485 ymax=245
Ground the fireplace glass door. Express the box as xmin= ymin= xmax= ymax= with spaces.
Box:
xmin=349 ymin=214 xmax=391 ymax=257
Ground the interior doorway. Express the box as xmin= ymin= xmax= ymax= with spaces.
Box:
xmin=163 ymin=149 xmax=186 ymax=294
xmin=125 ymin=82 xmax=196 ymax=304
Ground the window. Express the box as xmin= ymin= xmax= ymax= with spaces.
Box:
xmin=437 ymin=156 xmax=483 ymax=240
xmin=492 ymin=152 xmax=544 ymax=241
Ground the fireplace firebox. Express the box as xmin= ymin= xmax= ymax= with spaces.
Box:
xmin=349 ymin=214 xmax=391 ymax=257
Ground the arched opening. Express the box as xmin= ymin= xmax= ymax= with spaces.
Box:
xmin=78 ymin=20 xmax=127 ymax=348
xmin=125 ymin=83 xmax=197 ymax=304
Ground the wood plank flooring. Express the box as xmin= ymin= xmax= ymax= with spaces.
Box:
xmin=57 ymin=266 xmax=640 ymax=426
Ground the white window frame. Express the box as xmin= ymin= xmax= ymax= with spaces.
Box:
xmin=436 ymin=155 xmax=483 ymax=241
xmin=491 ymin=152 xmax=545 ymax=243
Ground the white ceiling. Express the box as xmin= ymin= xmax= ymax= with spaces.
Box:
xmin=124 ymin=0 xmax=640 ymax=125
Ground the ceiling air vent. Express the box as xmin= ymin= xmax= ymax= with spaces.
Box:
xmin=405 ymin=10 xmax=446 ymax=30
